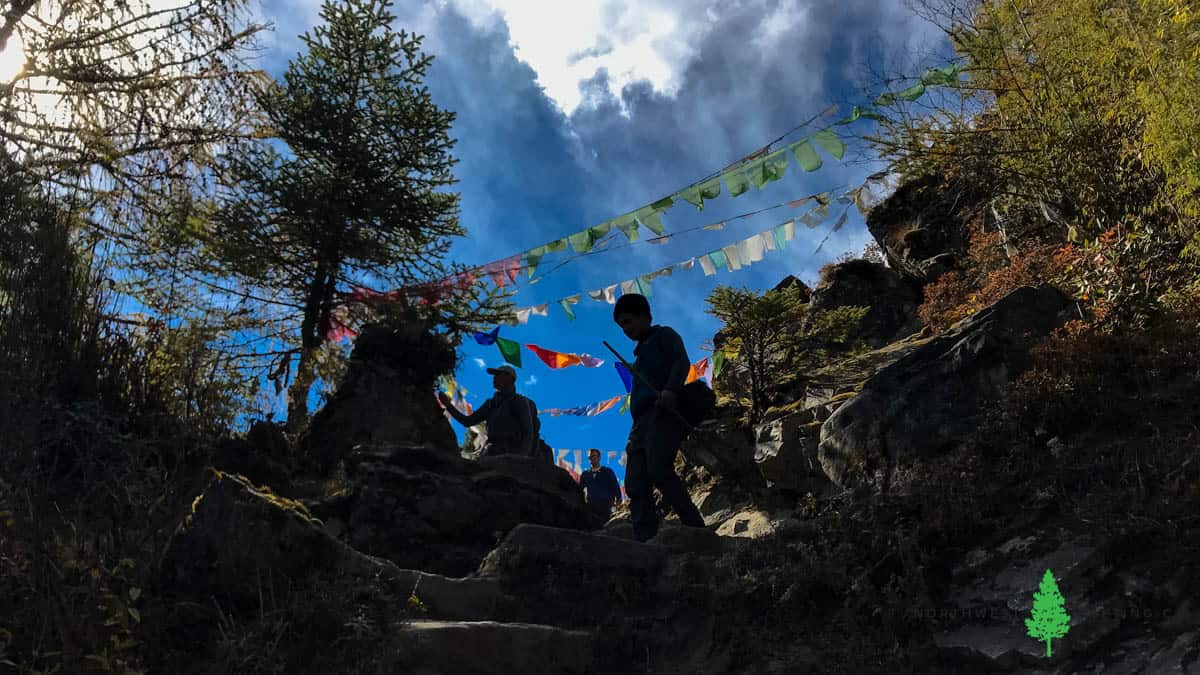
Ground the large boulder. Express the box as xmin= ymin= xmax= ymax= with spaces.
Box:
xmin=317 ymin=445 xmax=593 ymax=577
xmin=211 ymin=422 xmax=294 ymax=496
xmin=679 ymin=417 xmax=766 ymax=498
xmin=808 ymin=259 xmax=922 ymax=347
xmin=753 ymin=407 xmax=836 ymax=495
xmin=818 ymin=285 xmax=1070 ymax=492
xmin=160 ymin=470 xmax=516 ymax=621
xmin=301 ymin=321 xmax=458 ymax=475
xmin=865 ymin=172 xmax=985 ymax=284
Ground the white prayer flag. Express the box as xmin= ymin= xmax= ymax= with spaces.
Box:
xmin=722 ymin=245 xmax=743 ymax=271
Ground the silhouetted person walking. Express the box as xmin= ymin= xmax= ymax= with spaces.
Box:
xmin=612 ymin=294 xmax=705 ymax=541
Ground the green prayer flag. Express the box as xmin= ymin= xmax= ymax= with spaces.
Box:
xmin=710 ymin=250 xmax=728 ymax=270
xmin=773 ymin=224 xmax=787 ymax=249
xmin=650 ymin=196 xmax=675 ymax=211
xmin=724 ymin=170 xmax=751 ymax=198
xmin=745 ymin=157 xmax=770 ymax=189
xmin=545 ymin=238 xmax=568 ymax=254
xmin=921 ymin=63 xmax=961 ymax=86
xmin=637 ymin=209 xmax=665 ymax=236
xmin=525 ymin=246 xmax=546 ymax=277
xmin=559 ymin=297 xmax=577 ymax=320
xmin=617 ymin=220 xmax=640 ymax=242
xmin=860 ymin=109 xmax=887 ymax=122
xmin=568 ymin=229 xmax=594 ymax=253
xmin=496 ymin=337 xmax=522 ymax=368
xmin=834 ymin=106 xmax=863 ymax=125
xmin=874 ymin=91 xmax=897 ymax=107
xmin=712 ymin=350 xmax=725 ymax=379
xmin=811 ymin=129 xmax=846 ymax=160
xmin=636 ymin=275 xmax=653 ymax=297
xmin=589 ymin=221 xmax=612 ymax=240
xmin=763 ymin=149 xmax=789 ymax=184
xmin=678 ymin=177 xmax=722 ymax=210
xmin=619 ymin=394 xmax=631 ymax=414
xmin=791 ymin=140 xmax=822 ymax=172
xmin=897 ymin=82 xmax=926 ymax=101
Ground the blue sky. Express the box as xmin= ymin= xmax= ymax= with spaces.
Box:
xmin=256 ymin=0 xmax=953 ymax=479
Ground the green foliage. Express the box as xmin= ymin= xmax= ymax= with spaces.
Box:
xmin=204 ymin=0 xmax=509 ymax=431
xmin=875 ymin=0 xmax=1200 ymax=326
xmin=706 ymin=284 xmax=866 ymax=419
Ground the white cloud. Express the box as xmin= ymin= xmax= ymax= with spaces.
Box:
xmin=524 ymin=374 xmax=538 ymax=387
xmin=473 ymin=357 xmax=487 ymax=369
xmin=444 ymin=0 xmax=718 ymax=116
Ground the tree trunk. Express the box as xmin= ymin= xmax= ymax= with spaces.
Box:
xmin=285 ymin=344 xmax=318 ymax=435
xmin=285 ymin=263 xmax=331 ymax=435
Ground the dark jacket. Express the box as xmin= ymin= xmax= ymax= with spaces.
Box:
xmin=450 ymin=390 xmax=539 ymax=456
xmin=630 ymin=325 xmax=690 ymax=421
xmin=579 ymin=466 xmax=621 ymax=505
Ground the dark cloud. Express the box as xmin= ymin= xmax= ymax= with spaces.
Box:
xmin=255 ymin=0 xmax=949 ymax=451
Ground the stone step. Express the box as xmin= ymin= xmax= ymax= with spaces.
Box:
xmin=390 ymin=569 xmax=514 ymax=621
xmin=395 ymin=620 xmax=593 ymax=675
xmin=477 ymin=523 xmax=669 ymax=626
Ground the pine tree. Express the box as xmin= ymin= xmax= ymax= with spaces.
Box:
xmin=705 ymin=284 xmax=866 ymax=420
xmin=1025 ymin=569 xmax=1071 ymax=658
xmin=207 ymin=0 xmax=505 ymax=433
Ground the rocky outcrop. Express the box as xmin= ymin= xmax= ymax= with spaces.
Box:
xmin=753 ymin=406 xmax=835 ymax=495
xmin=211 ymin=420 xmax=294 ymax=495
xmin=300 ymin=321 xmax=459 ymax=475
xmin=808 ymin=258 xmax=922 ymax=347
xmin=865 ymin=171 xmax=984 ymax=284
xmin=679 ymin=416 xmax=765 ymax=498
xmin=818 ymin=285 xmax=1070 ymax=492
xmin=307 ymin=445 xmax=593 ymax=577
xmin=161 ymin=470 xmax=516 ymax=620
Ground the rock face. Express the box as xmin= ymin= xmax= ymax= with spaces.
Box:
xmin=808 ymin=258 xmax=922 ymax=347
xmin=309 ymin=445 xmax=593 ymax=577
xmin=679 ymin=416 xmax=765 ymax=497
xmin=753 ymin=407 xmax=834 ymax=495
xmin=865 ymin=172 xmax=983 ymax=284
xmin=211 ymin=420 xmax=294 ymax=495
xmin=818 ymin=285 xmax=1070 ymax=491
xmin=300 ymin=321 xmax=459 ymax=475
xmin=161 ymin=470 xmax=514 ymax=622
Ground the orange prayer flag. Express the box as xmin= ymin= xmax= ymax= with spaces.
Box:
xmin=686 ymin=357 xmax=710 ymax=383
xmin=526 ymin=343 xmax=584 ymax=370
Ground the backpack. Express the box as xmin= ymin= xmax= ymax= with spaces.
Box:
xmin=679 ymin=380 xmax=717 ymax=427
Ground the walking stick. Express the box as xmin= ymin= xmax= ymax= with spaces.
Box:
xmin=602 ymin=340 xmax=694 ymax=431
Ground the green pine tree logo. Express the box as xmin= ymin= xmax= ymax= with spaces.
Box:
xmin=1025 ymin=568 xmax=1071 ymax=658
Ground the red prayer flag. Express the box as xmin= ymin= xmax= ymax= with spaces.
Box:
xmin=526 ymin=344 xmax=583 ymax=369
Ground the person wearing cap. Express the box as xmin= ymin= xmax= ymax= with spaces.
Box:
xmin=579 ymin=448 xmax=622 ymax=526
xmin=438 ymin=364 xmax=540 ymax=458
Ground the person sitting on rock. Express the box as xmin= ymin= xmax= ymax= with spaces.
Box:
xmin=579 ymin=448 xmax=622 ymax=526
xmin=612 ymin=293 xmax=706 ymax=541
xmin=439 ymin=364 xmax=540 ymax=458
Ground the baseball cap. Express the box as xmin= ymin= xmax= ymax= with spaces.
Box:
xmin=486 ymin=364 xmax=517 ymax=378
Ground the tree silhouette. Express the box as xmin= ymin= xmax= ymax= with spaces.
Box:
xmin=1025 ymin=569 xmax=1071 ymax=658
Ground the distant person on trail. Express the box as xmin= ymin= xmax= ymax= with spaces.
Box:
xmin=612 ymin=293 xmax=706 ymax=542
xmin=439 ymin=364 xmax=540 ymax=458
xmin=579 ymin=448 xmax=622 ymax=525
